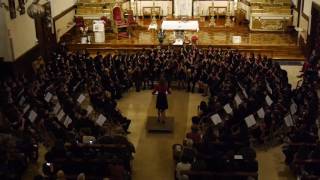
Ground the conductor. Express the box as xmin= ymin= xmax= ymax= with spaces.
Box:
xmin=152 ymin=78 xmax=171 ymax=123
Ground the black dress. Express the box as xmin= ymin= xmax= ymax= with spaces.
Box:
xmin=156 ymin=92 xmax=168 ymax=110
xmin=154 ymin=85 xmax=170 ymax=110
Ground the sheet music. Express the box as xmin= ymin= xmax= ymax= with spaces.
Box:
xmin=257 ymin=108 xmax=265 ymax=119
xmin=245 ymin=114 xmax=256 ymax=128
xmin=82 ymin=136 xmax=96 ymax=144
xmin=28 ymin=110 xmax=37 ymax=123
xmin=266 ymin=80 xmax=273 ymax=94
xmin=23 ymin=104 xmax=30 ymax=114
xmin=210 ymin=114 xmax=222 ymax=125
xmin=64 ymin=116 xmax=72 ymax=127
xmin=290 ymin=102 xmax=297 ymax=115
xmin=96 ymin=114 xmax=107 ymax=126
xmin=234 ymin=94 xmax=242 ymax=106
xmin=19 ymin=96 xmax=26 ymax=106
xmin=44 ymin=92 xmax=53 ymax=102
xmin=284 ymin=114 xmax=294 ymax=127
xmin=73 ymin=81 xmax=81 ymax=91
xmin=242 ymin=89 xmax=248 ymax=98
xmin=77 ymin=94 xmax=86 ymax=104
xmin=238 ymin=82 xmax=244 ymax=90
xmin=234 ymin=155 xmax=244 ymax=160
xmin=53 ymin=103 xmax=61 ymax=115
xmin=224 ymin=104 xmax=233 ymax=114
xmin=265 ymin=95 xmax=273 ymax=106
xmin=238 ymin=82 xmax=247 ymax=98
xmin=86 ymin=105 xmax=93 ymax=115
xmin=17 ymin=88 xmax=24 ymax=97
xmin=57 ymin=110 xmax=65 ymax=121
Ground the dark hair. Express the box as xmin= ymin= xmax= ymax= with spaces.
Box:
xmin=159 ymin=77 xmax=166 ymax=86
xmin=192 ymin=116 xmax=200 ymax=125
xmin=199 ymin=101 xmax=207 ymax=112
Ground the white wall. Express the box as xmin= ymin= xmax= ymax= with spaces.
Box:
xmin=51 ymin=0 xmax=77 ymax=17
xmin=292 ymin=9 xmax=299 ymax=27
xmin=292 ymin=0 xmax=298 ymax=6
xmin=298 ymin=0 xmax=320 ymax=43
xmin=238 ymin=1 xmax=250 ymax=20
xmin=122 ymin=1 xmax=131 ymax=11
xmin=133 ymin=1 xmax=172 ymax=16
xmin=55 ymin=9 xmax=76 ymax=42
xmin=0 ymin=0 xmax=76 ymax=61
xmin=1 ymin=0 xmax=38 ymax=61
xmin=194 ymin=1 xmax=235 ymax=16
xmin=133 ymin=0 xmax=235 ymax=17
xmin=303 ymin=0 xmax=319 ymax=18
xmin=0 ymin=10 xmax=12 ymax=62
xmin=174 ymin=0 xmax=193 ymax=17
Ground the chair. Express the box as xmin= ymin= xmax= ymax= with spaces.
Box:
xmin=75 ymin=16 xmax=85 ymax=28
xmin=127 ymin=10 xmax=138 ymax=28
xmin=100 ymin=16 xmax=113 ymax=32
xmin=112 ymin=5 xmax=129 ymax=39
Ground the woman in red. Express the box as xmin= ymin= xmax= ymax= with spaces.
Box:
xmin=152 ymin=78 xmax=171 ymax=123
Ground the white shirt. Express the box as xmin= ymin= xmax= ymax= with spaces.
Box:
xmin=176 ymin=162 xmax=191 ymax=180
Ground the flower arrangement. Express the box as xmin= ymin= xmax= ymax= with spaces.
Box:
xmin=79 ymin=25 xmax=89 ymax=36
xmin=191 ymin=35 xmax=198 ymax=44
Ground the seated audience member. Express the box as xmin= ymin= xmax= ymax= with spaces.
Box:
xmin=191 ymin=116 xmax=200 ymax=125
xmin=198 ymin=101 xmax=208 ymax=116
xmin=108 ymin=160 xmax=127 ymax=180
xmin=56 ymin=170 xmax=66 ymax=180
xmin=176 ymin=155 xmax=192 ymax=180
xmin=77 ymin=173 xmax=85 ymax=180
xmin=186 ymin=125 xmax=202 ymax=145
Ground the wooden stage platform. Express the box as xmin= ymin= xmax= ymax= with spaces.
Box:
xmin=66 ymin=18 xmax=305 ymax=62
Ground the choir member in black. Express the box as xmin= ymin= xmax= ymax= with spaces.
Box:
xmin=133 ymin=66 xmax=142 ymax=92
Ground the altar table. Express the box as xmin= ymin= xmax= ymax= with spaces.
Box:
xmin=161 ymin=20 xmax=199 ymax=32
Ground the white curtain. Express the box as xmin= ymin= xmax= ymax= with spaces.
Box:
xmin=174 ymin=0 xmax=193 ymax=17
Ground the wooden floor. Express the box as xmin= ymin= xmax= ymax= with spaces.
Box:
xmin=66 ymin=18 xmax=304 ymax=61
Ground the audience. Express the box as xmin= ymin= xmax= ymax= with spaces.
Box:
xmin=282 ymin=54 xmax=320 ymax=179
xmin=0 ymin=45 xmax=134 ymax=179
xmin=171 ymin=47 xmax=319 ymax=180
xmin=0 ymin=45 xmax=319 ymax=179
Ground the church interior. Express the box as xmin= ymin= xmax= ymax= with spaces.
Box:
xmin=0 ymin=0 xmax=320 ymax=180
